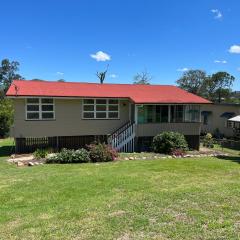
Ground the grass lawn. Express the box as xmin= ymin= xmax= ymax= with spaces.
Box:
xmin=214 ymin=144 xmax=240 ymax=156
xmin=0 ymin=139 xmax=240 ymax=239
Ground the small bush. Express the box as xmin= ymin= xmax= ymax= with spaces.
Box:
xmin=203 ymin=133 xmax=214 ymax=148
xmin=87 ymin=142 xmax=118 ymax=162
xmin=46 ymin=148 xmax=90 ymax=164
xmin=171 ymin=149 xmax=185 ymax=157
xmin=33 ymin=149 xmax=48 ymax=159
xmin=152 ymin=131 xmax=188 ymax=154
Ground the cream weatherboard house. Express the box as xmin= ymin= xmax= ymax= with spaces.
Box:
xmin=7 ymin=80 xmax=211 ymax=153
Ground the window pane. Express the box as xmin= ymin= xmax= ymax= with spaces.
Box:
xmin=27 ymin=98 xmax=39 ymax=103
xmin=147 ymin=105 xmax=154 ymax=123
xmin=42 ymin=105 xmax=53 ymax=111
xmin=84 ymin=112 xmax=94 ymax=118
xmin=96 ymin=112 xmax=106 ymax=118
xmin=161 ymin=106 xmax=169 ymax=123
xmin=83 ymin=99 xmax=94 ymax=104
xmin=109 ymin=99 xmax=118 ymax=104
xmin=109 ymin=105 xmax=118 ymax=111
xmin=109 ymin=112 xmax=118 ymax=118
xmin=27 ymin=105 xmax=39 ymax=111
xmin=83 ymin=105 xmax=94 ymax=111
xmin=42 ymin=112 xmax=54 ymax=119
xmin=27 ymin=112 xmax=39 ymax=119
xmin=96 ymin=105 xmax=106 ymax=111
xmin=138 ymin=106 xmax=147 ymax=124
xmin=42 ymin=99 xmax=53 ymax=104
xmin=96 ymin=99 xmax=106 ymax=104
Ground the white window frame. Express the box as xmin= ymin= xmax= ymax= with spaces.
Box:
xmin=25 ymin=98 xmax=55 ymax=120
xmin=82 ymin=98 xmax=119 ymax=119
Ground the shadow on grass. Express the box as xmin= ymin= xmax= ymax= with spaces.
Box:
xmin=217 ymin=155 xmax=240 ymax=164
xmin=0 ymin=146 xmax=15 ymax=157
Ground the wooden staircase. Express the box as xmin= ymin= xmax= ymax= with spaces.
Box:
xmin=108 ymin=121 xmax=136 ymax=152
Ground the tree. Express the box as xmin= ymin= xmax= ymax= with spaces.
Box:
xmin=96 ymin=65 xmax=109 ymax=84
xmin=133 ymin=70 xmax=152 ymax=84
xmin=0 ymin=59 xmax=23 ymax=94
xmin=57 ymin=79 xmax=65 ymax=82
xmin=176 ymin=70 xmax=207 ymax=95
xmin=0 ymin=58 xmax=24 ymax=137
xmin=0 ymin=99 xmax=14 ymax=138
xmin=205 ymin=72 xmax=235 ymax=103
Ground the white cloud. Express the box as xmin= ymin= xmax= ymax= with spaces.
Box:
xmin=229 ymin=45 xmax=240 ymax=54
xmin=177 ymin=67 xmax=189 ymax=72
xmin=237 ymin=67 xmax=240 ymax=71
xmin=214 ymin=60 xmax=227 ymax=64
xmin=56 ymin=71 xmax=64 ymax=75
xmin=109 ymin=74 xmax=117 ymax=78
xmin=90 ymin=51 xmax=111 ymax=61
xmin=211 ymin=9 xmax=223 ymax=19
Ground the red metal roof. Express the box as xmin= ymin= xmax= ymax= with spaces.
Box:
xmin=6 ymin=80 xmax=211 ymax=104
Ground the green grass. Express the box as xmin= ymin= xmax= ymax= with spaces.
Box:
xmin=0 ymin=139 xmax=240 ymax=239
xmin=214 ymin=144 xmax=240 ymax=156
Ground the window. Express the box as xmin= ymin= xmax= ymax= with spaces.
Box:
xmin=82 ymin=99 xmax=119 ymax=119
xmin=26 ymin=98 xmax=54 ymax=120
xmin=227 ymin=121 xmax=234 ymax=128
xmin=137 ymin=105 xmax=169 ymax=124
xmin=171 ymin=105 xmax=184 ymax=122
xmin=203 ymin=115 xmax=208 ymax=125
xmin=184 ymin=105 xmax=200 ymax=122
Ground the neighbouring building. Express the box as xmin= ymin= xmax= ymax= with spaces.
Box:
xmin=201 ymin=103 xmax=240 ymax=137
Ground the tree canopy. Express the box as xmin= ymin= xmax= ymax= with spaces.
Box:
xmin=176 ymin=69 xmax=235 ymax=103
xmin=0 ymin=59 xmax=23 ymax=95
xmin=133 ymin=71 xmax=152 ymax=85
xmin=0 ymin=58 xmax=24 ymax=137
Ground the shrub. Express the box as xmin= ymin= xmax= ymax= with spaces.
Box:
xmin=203 ymin=133 xmax=214 ymax=148
xmin=46 ymin=148 xmax=90 ymax=164
xmin=33 ymin=149 xmax=48 ymax=159
xmin=171 ymin=149 xmax=185 ymax=157
xmin=152 ymin=131 xmax=188 ymax=154
xmin=87 ymin=142 xmax=118 ymax=162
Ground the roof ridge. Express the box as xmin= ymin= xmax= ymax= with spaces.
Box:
xmin=13 ymin=79 xmax=175 ymax=87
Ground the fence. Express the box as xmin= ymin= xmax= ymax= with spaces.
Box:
xmin=15 ymin=135 xmax=107 ymax=153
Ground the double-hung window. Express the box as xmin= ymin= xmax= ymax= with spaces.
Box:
xmin=26 ymin=98 xmax=55 ymax=120
xmin=83 ymin=99 xmax=119 ymax=119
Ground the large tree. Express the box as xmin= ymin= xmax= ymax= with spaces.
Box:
xmin=204 ymin=72 xmax=235 ymax=103
xmin=0 ymin=59 xmax=24 ymax=137
xmin=176 ymin=70 xmax=207 ymax=96
xmin=0 ymin=59 xmax=23 ymax=95
xmin=177 ymin=70 xmax=235 ymax=103
xmin=133 ymin=70 xmax=152 ymax=85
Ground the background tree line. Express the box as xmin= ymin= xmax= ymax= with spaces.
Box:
xmin=176 ymin=69 xmax=237 ymax=103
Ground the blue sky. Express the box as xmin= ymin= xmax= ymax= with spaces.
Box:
xmin=1 ymin=0 xmax=240 ymax=89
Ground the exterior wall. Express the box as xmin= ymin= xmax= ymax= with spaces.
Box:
xmin=136 ymin=123 xmax=201 ymax=137
xmin=201 ymin=104 xmax=240 ymax=137
xmin=13 ymin=98 xmax=130 ymax=138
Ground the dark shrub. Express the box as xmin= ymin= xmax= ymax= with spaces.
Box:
xmin=87 ymin=142 xmax=118 ymax=162
xmin=152 ymin=131 xmax=188 ymax=154
xmin=33 ymin=149 xmax=48 ymax=159
xmin=46 ymin=148 xmax=90 ymax=164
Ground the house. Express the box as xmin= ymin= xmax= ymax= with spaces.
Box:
xmin=228 ymin=115 xmax=240 ymax=139
xmin=201 ymin=103 xmax=240 ymax=137
xmin=6 ymin=80 xmax=211 ymax=153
